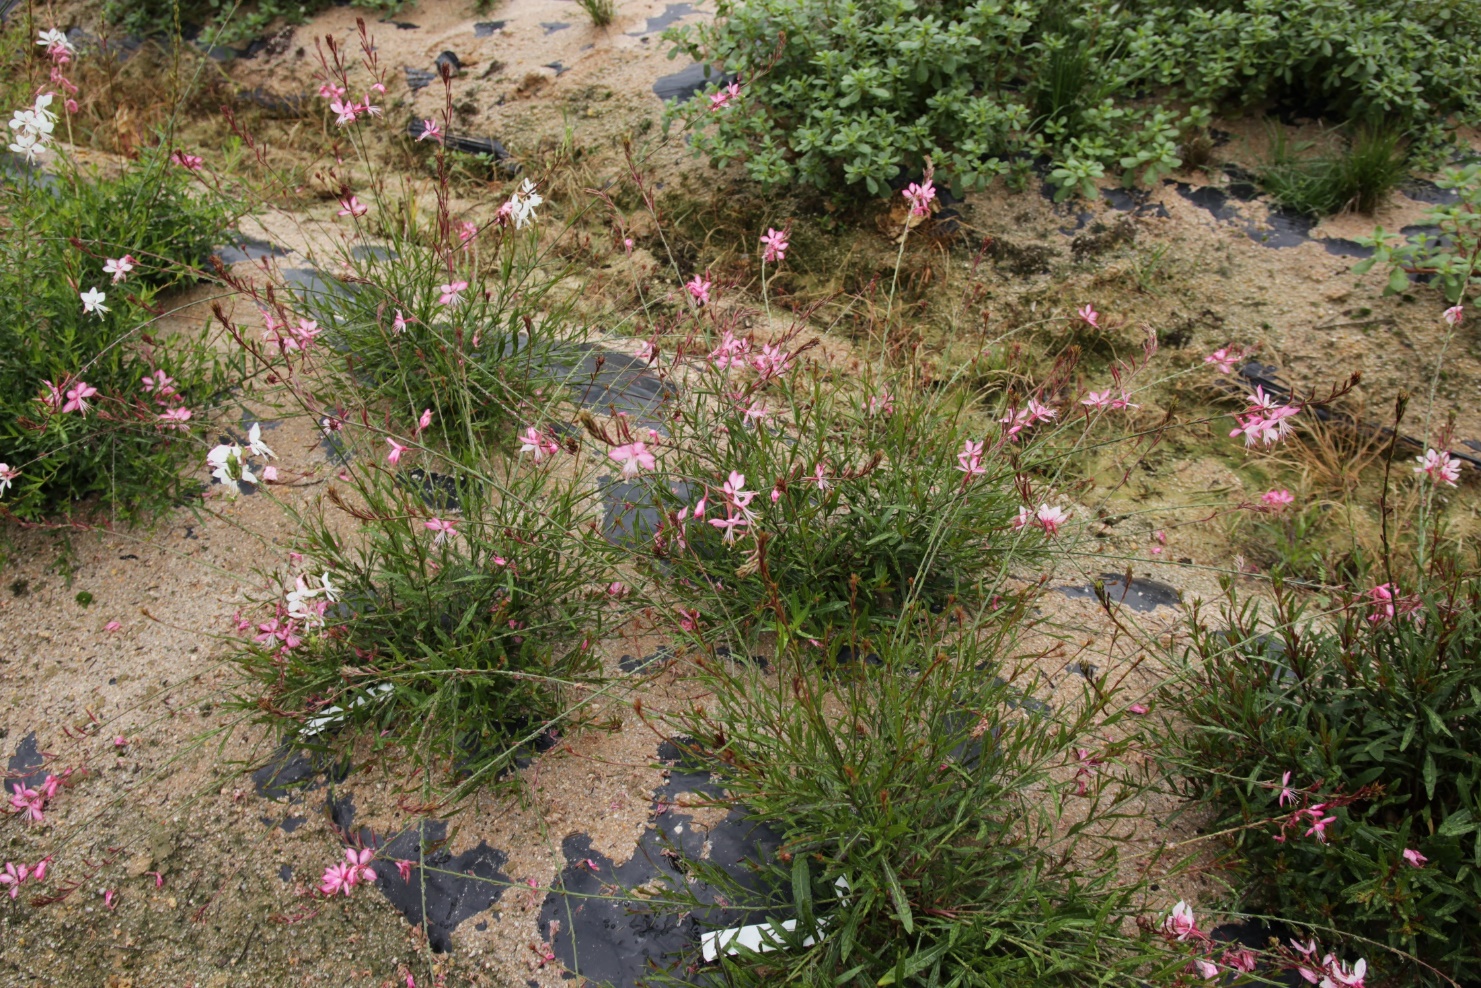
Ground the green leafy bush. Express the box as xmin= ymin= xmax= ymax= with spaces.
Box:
xmin=609 ymin=357 xmax=1051 ymax=640
xmin=1165 ymin=575 xmax=1481 ymax=984
xmin=0 ymin=149 xmax=233 ymax=522
xmin=1356 ymin=163 xmax=1481 ymax=303
xmin=654 ymin=623 xmax=1179 ymax=986
xmin=233 ymin=454 xmax=611 ymax=785
xmin=667 ymin=0 xmax=1481 ymax=199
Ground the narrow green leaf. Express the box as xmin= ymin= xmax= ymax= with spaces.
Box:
xmin=881 ymin=859 xmax=913 ymax=933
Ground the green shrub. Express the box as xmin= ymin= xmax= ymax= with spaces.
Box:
xmin=666 ymin=0 xmax=1481 ymax=199
xmin=233 ymin=453 xmax=611 ymax=786
xmin=0 ymin=148 xmax=233 ymax=523
xmin=1164 ymin=574 xmax=1481 ymax=984
xmin=1356 ymin=163 xmax=1481 ymax=303
xmin=654 ymin=623 xmax=1180 ymax=986
xmin=609 ymin=358 xmax=1052 ymax=641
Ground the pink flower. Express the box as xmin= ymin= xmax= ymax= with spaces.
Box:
xmin=1414 ymin=448 xmax=1460 ymax=486
xmin=519 ymin=426 xmax=560 ymax=463
xmin=956 ymin=439 xmax=985 ymax=478
xmin=1193 ymin=958 xmax=1219 ymax=980
xmin=396 ymin=860 xmax=413 ymax=881
xmin=262 ymin=465 xmax=279 ymax=482
xmin=1128 ymin=703 xmax=1149 ymax=715
xmin=318 ymin=83 xmax=346 ymax=100
xmin=141 ymin=369 xmax=177 ymax=401
xmin=1365 ymin=582 xmax=1421 ymax=624
xmin=609 ymin=441 xmax=656 ymax=478
xmin=393 ymin=309 xmax=407 ymax=334
xmin=1443 ymin=305 xmax=1463 ymax=326
xmin=751 ymin=343 xmax=793 ymax=380
xmin=417 ymin=118 xmax=443 ymax=143
xmin=104 ymin=621 xmax=122 ymax=633
xmin=425 ymin=518 xmax=459 ymax=545
xmin=114 ymin=735 xmax=128 ymax=747
xmin=329 ymin=98 xmax=362 ymax=125
xmin=170 ymin=151 xmax=203 ymax=170
xmin=676 ymin=606 xmax=700 ymax=632
xmin=62 ymin=380 xmax=98 ymax=415
xmin=103 ymin=888 xmax=117 ymax=909
xmin=103 ymin=254 xmax=135 ymax=284
xmin=1324 ymin=957 xmax=1367 ymax=987
xmin=686 ymin=274 xmax=712 ymax=306
xmin=1080 ymin=390 xmax=1114 ymax=409
xmin=867 ymin=388 xmax=894 ymax=417
xmin=1402 ymin=848 xmax=1427 ymax=868
xmin=636 ymin=339 xmax=658 ymax=365
xmin=338 ymin=196 xmax=368 ymax=218
xmin=708 ymin=330 xmax=750 ymax=369
xmin=1 ymin=862 xmax=29 ymax=898
xmin=1278 ymin=771 xmax=1297 ymax=807
xmin=320 ymin=861 xmax=354 ymax=896
xmin=1222 ymin=948 xmax=1257 ymax=974
xmin=708 ymin=81 xmax=741 ymax=111
xmin=38 ymin=379 xmax=64 ymax=412
xmin=459 ymin=220 xmax=478 ymax=243
xmin=344 ymin=847 xmax=378 ymax=884
xmin=760 ymin=227 xmax=789 ymax=263
xmin=1204 ymin=347 xmax=1242 ymax=374
xmin=1076 ymin=304 xmax=1099 ymax=328
xmin=438 ymin=280 xmax=468 ymax=306
xmin=623 ymin=237 xmax=634 ymax=253
xmin=1163 ymin=900 xmax=1198 ymax=940
xmin=386 ymin=439 xmax=408 ymax=465
xmin=606 ymin=582 xmax=629 ymax=598
xmin=811 ymin=463 xmax=831 ymax=491
xmin=416 ymin=408 xmax=433 ymax=434
xmin=902 ymin=178 xmax=936 ymax=217
xmin=1304 ymin=812 xmax=1337 ymax=842
xmin=1035 ymin=503 xmax=1069 ymax=536
xmin=157 ymin=407 xmax=193 ymax=430
xmin=1262 ymin=488 xmax=1294 ymax=510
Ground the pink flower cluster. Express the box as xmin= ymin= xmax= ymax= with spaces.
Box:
xmin=1414 ymin=448 xmax=1461 ymax=487
xmin=262 ymin=314 xmax=324 ymax=354
xmin=1364 ymin=583 xmax=1421 ymax=625
xmin=1000 ymin=398 xmax=1057 ymax=441
xmin=320 ymin=847 xmax=378 ymax=896
xmin=1290 ymin=940 xmax=1367 ymax=988
xmin=1204 ymin=346 xmax=1244 ymax=374
xmin=9 ymin=772 xmax=66 ymax=824
xmin=902 ymin=176 xmax=936 ymax=217
xmin=1230 ymin=387 xmax=1300 ymax=448
xmin=699 ymin=471 xmax=758 ymax=545
xmin=1159 ymin=900 xmax=1258 ymax=980
xmin=1 ymin=857 xmax=50 ymax=899
xmin=519 ymin=426 xmax=561 ymax=463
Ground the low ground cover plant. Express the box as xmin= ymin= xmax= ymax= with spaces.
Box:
xmin=668 ymin=0 xmax=1481 ymax=200
xmin=1 ymin=34 xmax=234 ymax=522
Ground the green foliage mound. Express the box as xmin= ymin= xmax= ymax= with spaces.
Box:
xmin=0 ymin=150 xmax=232 ymax=522
xmin=668 ymin=0 xmax=1481 ymax=199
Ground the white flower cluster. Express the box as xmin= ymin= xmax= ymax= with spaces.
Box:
xmin=8 ymin=93 xmax=57 ymax=164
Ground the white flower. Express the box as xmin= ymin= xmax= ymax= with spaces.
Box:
xmin=246 ymin=422 xmax=275 ymax=459
xmin=36 ymin=29 xmax=75 ymax=55
xmin=80 ymin=287 xmax=109 ymax=317
xmin=506 ymin=178 xmax=543 ymax=230
xmin=315 ymin=571 xmax=340 ymax=602
xmin=8 ymin=94 xmax=58 ymax=162
xmin=206 ymin=443 xmax=257 ymax=494
xmin=0 ymin=463 xmax=17 ymax=496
